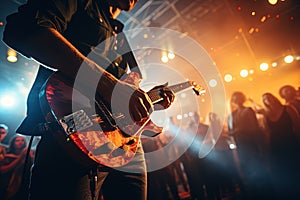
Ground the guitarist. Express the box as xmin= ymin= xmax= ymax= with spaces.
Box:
xmin=2 ymin=0 xmax=175 ymax=200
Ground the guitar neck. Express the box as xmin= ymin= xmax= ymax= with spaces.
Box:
xmin=147 ymin=81 xmax=193 ymax=104
xmin=168 ymin=81 xmax=192 ymax=93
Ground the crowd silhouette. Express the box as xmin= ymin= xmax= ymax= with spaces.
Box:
xmin=143 ymin=84 xmax=300 ymax=200
xmin=0 ymin=134 xmax=34 ymax=200
xmin=1 ymin=84 xmax=300 ymax=200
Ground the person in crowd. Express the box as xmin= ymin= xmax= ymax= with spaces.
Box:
xmin=0 ymin=124 xmax=9 ymax=161
xmin=0 ymin=135 xmax=34 ymax=200
xmin=255 ymin=92 xmax=300 ymax=199
xmin=142 ymin=121 xmax=181 ymax=200
xmin=202 ymin=112 xmax=239 ymax=200
xmin=279 ymin=85 xmax=300 ymax=115
xmin=2 ymin=0 xmax=175 ymax=199
xmin=227 ymin=91 xmax=268 ymax=199
xmin=296 ymin=87 xmax=300 ymax=98
xmin=181 ymin=112 xmax=209 ymax=200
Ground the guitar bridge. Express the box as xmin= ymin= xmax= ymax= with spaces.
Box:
xmin=59 ymin=110 xmax=93 ymax=135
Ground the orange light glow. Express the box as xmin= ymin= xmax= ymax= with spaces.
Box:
xmin=284 ymin=55 xmax=294 ymax=64
xmin=260 ymin=63 xmax=269 ymax=71
xmin=268 ymin=0 xmax=278 ymax=5
xmin=240 ymin=69 xmax=249 ymax=78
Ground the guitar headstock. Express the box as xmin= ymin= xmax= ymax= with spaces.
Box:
xmin=189 ymin=81 xmax=206 ymax=96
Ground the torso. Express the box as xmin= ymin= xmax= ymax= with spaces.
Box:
xmin=266 ymin=106 xmax=299 ymax=154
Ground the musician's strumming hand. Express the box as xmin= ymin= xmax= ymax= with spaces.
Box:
xmin=112 ymin=80 xmax=153 ymax=125
xmin=130 ymin=86 xmax=153 ymax=123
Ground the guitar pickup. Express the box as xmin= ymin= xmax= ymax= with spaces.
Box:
xmin=59 ymin=110 xmax=93 ymax=135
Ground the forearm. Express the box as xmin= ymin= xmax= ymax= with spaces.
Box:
xmin=0 ymin=157 xmax=21 ymax=173
xmin=3 ymin=26 xmax=118 ymax=102
xmin=6 ymin=27 xmax=92 ymax=76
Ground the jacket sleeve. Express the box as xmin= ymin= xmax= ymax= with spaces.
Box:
xmin=2 ymin=0 xmax=78 ymax=58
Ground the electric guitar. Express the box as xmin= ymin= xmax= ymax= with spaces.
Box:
xmin=39 ymin=72 xmax=205 ymax=168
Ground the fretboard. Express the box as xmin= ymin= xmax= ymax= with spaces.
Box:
xmin=147 ymin=81 xmax=193 ymax=104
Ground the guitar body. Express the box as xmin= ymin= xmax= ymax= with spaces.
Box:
xmin=39 ymin=72 xmax=162 ymax=168
xmin=39 ymin=72 xmax=204 ymax=168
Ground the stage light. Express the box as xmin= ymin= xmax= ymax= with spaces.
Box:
xmin=176 ymin=114 xmax=182 ymax=120
xmin=228 ymin=137 xmax=237 ymax=150
xmin=271 ymin=62 xmax=278 ymax=67
xmin=284 ymin=55 xmax=294 ymax=64
xmin=260 ymin=63 xmax=269 ymax=71
xmin=260 ymin=16 xmax=267 ymax=23
xmin=167 ymin=52 xmax=175 ymax=60
xmin=224 ymin=74 xmax=233 ymax=82
xmin=209 ymin=79 xmax=217 ymax=87
xmin=229 ymin=143 xmax=237 ymax=150
xmin=268 ymin=0 xmax=278 ymax=5
xmin=161 ymin=55 xmax=168 ymax=63
xmin=0 ymin=94 xmax=16 ymax=108
xmin=249 ymin=27 xmax=255 ymax=34
xmin=240 ymin=69 xmax=248 ymax=77
xmin=7 ymin=48 xmax=18 ymax=63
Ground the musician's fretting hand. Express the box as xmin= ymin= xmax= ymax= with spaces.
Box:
xmin=150 ymin=84 xmax=175 ymax=110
